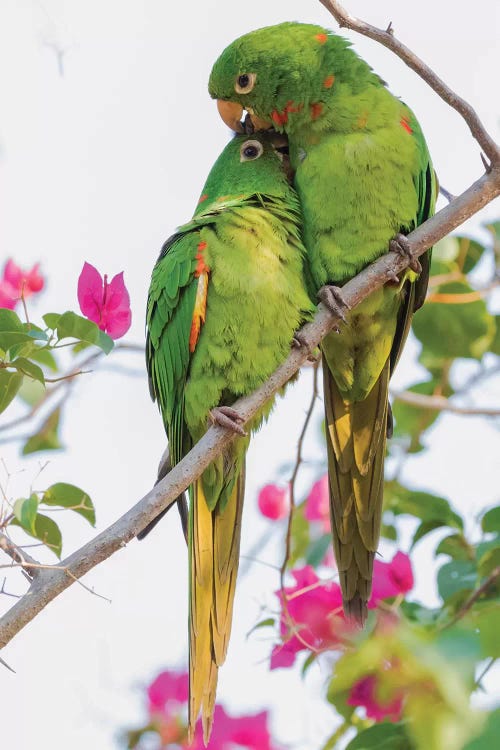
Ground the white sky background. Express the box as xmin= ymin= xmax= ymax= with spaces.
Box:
xmin=0 ymin=1 xmax=499 ymax=749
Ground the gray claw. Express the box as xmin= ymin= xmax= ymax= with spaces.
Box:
xmin=209 ymin=406 xmax=247 ymax=436
xmin=389 ymin=233 xmax=422 ymax=274
xmin=318 ymin=285 xmax=350 ymax=330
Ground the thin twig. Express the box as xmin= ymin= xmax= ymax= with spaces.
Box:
xmin=318 ymin=0 xmax=500 ymax=164
xmin=0 ymin=532 xmax=40 ymax=575
xmin=474 ymin=657 xmax=497 ymax=691
xmin=443 ymin=566 xmax=500 ymax=630
xmin=279 ymin=360 xmax=320 ymax=652
xmin=390 ymin=389 xmax=500 ymax=417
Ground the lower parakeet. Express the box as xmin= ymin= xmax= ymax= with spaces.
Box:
xmin=144 ymin=131 xmax=313 ymax=741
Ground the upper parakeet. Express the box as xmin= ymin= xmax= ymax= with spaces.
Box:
xmin=145 ymin=131 xmax=313 ymax=741
xmin=209 ymin=22 xmax=437 ymax=624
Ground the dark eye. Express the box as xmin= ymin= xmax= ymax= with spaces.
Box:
xmin=240 ymin=139 xmax=264 ymax=162
xmin=235 ymin=72 xmax=256 ymax=94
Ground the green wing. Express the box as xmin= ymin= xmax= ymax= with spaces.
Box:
xmin=146 ymin=230 xmax=199 ymax=466
xmin=389 ymin=109 xmax=437 ymax=375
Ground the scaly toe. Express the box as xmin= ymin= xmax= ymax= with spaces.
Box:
xmin=389 ymin=233 xmax=422 ymax=274
xmin=209 ymin=406 xmax=247 ymax=436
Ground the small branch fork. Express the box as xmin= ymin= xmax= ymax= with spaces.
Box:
xmin=391 ymin=389 xmax=500 ymax=418
xmin=1 ymin=2 xmax=500 ymax=654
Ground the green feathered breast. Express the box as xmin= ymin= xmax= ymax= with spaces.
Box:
xmin=146 ymin=132 xmax=313 ymax=742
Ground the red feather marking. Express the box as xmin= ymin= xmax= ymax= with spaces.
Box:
xmin=271 ymin=101 xmax=303 ymax=127
xmin=315 ymin=33 xmax=328 ymax=44
xmin=323 ymin=74 xmax=335 ymax=88
xmin=400 ymin=116 xmax=412 ymax=134
xmin=195 ymin=241 xmax=208 ymax=277
xmin=197 ymin=193 xmax=208 ymax=204
xmin=310 ymin=102 xmax=323 ymax=120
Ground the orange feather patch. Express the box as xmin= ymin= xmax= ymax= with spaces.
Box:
xmin=189 ymin=271 xmax=209 ymax=353
xmin=315 ymin=33 xmax=328 ymax=44
xmin=310 ymin=102 xmax=323 ymax=120
xmin=197 ymin=193 xmax=208 ymax=204
xmin=323 ymin=74 xmax=335 ymax=88
xmin=400 ymin=116 xmax=412 ymax=134
xmin=271 ymin=101 xmax=303 ymax=126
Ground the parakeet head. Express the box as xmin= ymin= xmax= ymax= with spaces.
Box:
xmin=194 ymin=131 xmax=294 ymax=214
xmin=209 ymin=22 xmax=378 ymax=134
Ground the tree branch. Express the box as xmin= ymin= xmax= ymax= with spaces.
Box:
xmin=1 ymin=5 xmax=500 ymax=654
xmin=318 ymin=0 xmax=500 ymax=165
xmin=391 ymin=389 xmax=500 ymax=417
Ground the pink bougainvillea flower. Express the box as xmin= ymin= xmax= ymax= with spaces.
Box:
xmin=147 ymin=669 xmax=189 ymax=715
xmin=191 ymin=705 xmax=280 ymax=750
xmin=305 ymin=474 xmax=330 ymax=532
xmin=0 ymin=258 xmax=44 ymax=309
xmin=270 ymin=566 xmax=351 ymax=669
xmin=257 ymin=484 xmax=290 ymax=520
xmin=347 ymin=673 xmax=404 ymax=723
xmin=77 ymin=261 xmax=131 ymax=339
xmin=369 ymin=551 xmax=414 ymax=609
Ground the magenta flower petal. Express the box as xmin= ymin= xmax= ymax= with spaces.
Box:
xmin=0 ymin=258 xmax=45 ymax=309
xmin=257 ymin=484 xmax=290 ymax=520
xmin=147 ymin=670 xmax=189 ymax=714
xmin=77 ymin=262 xmax=132 ymax=339
xmin=305 ymin=474 xmax=331 ymax=532
xmin=78 ymin=262 xmax=104 ymax=325
xmin=348 ymin=674 xmax=404 ymax=723
xmin=369 ymin=552 xmax=414 ymax=608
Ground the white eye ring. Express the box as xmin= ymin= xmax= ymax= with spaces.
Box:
xmin=240 ymin=139 xmax=264 ymax=162
xmin=235 ymin=72 xmax=257 ymax=94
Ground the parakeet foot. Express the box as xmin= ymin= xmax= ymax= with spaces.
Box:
xmin=318 ymin=285 xmax=350 ymax=333
xmin=389 ymin=233 xmax=422 ymax=274
xmin=209 ymin=406 xmax=247 ymax=436
xmin=292 ymin=331 xmax=319 ymax=362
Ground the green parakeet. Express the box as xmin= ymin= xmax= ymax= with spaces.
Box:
xmin=209 ymin=22 xmax=437 ymax=623
xmin=145 ymin=132 xmax=313 ymax=741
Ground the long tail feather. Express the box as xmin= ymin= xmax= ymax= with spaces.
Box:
xmin=323 ymin=355 xmax=389 ymax=625
xmin=188 ymin=466 xmax=245 ymax=743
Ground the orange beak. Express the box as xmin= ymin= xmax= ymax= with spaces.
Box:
xmin=216 ymin=100 xmax=274 ymax=133
xmin=217 ymin=100 xmax=244 ymax=133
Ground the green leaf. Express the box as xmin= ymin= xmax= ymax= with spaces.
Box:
xmin=22 ymin=407 xmax=63 ymax=455
xmin=489 ymin=316 xmax=500 ymax=355
xmin=0 ymin=370 xmax=23 ymax=414
xmin=481 ymin=506 xmax=500 ymax=534
xmin=13 ymin=494 xmax=39 ymax=535
xmin=466 ymin=602 xmax=500 ymax=658
xmin=345 ymin=723 xmax=412 ymax=750
xmin=459 ymin=237 xmax=488 ymax=274
xmin=412 ymin=520 xmax=446 ymax=548
xmin=17 ymin=377 xmax=45 ymax=407
xmin=435 ymin=533 xmax=474 ymax=562
xmin=29 ymin=347 xmax=58 ymax=371
xmin=9 ymin=357 xmax=45 ymax=385
xmin=463 ymin=709 xmax=500 ymax=750
xmin=400 ymin=600 xmax=440 ymax=626
xmin=438 ymin=560 xmax=477 ymax=601
xmin=56 ymin=311 xmax=114 ymax=353
xmin=0 ymin=308 xmax=24 ymax=332
xmin=413 ymin=281 xmax=496 ymax=360
xmin=305 ymin=534 xmax=331 ymax=567
xmin=381 ymin=522 xmax=398 ymax=541
xmin=289 ymin=502 xmax=310 ymax=566
xmin=10 ymin=511 xmax=63 ymax=557
xmin=385 ymin=483 xmax=463 ymax=533
xmin=43 ymin=312 xmax=61 ymax=329
xmin=41 ymin=482 xmax=95 ymax=525
xmin=477 ymin=546 xmax=500 ymax=580
xmin=392 ymin=380 xmax=442 ymax=452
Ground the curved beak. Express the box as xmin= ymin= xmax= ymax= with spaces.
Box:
xmin=217 ymin=100 xmax=244 ymax=133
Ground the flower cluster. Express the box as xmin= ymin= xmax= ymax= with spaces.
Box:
xmin=130 ymin=669 xmax=280 ymax=750
xmin=0 ymin=259 xmax=44 ymax=309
